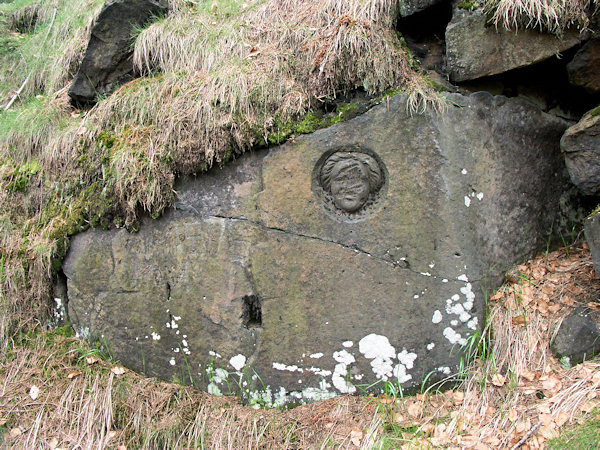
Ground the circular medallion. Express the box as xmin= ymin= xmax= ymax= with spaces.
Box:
xmin=312 ymin=145 xmax=388 ymax=222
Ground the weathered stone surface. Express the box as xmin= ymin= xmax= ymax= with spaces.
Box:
xmin=552 ymin=307 xmax=600 ymax=366
xmin=585 ymin=212 xmax=600 ymax=275
xmin=68 ymin=0 xmax=168 ymax=105
xmin=64 ymin=92 xmax=577 ymax=406
xmin=399 ymin=0 xmax=445 ymax=17
xmin=567 ymin=39 xmax=600 ymax=94
xmin=561 ymin=107 xmax=600 ymax=196
xmin=446 ymin=9 xmax=583 ymax=82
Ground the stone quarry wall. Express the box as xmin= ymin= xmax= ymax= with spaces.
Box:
xmin=63 ymin=93 xmax=580 ymax=406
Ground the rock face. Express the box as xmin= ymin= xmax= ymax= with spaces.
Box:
xmin=446 ymin=9 xmax=583 ymax=82
xmin=567 ymin=39 xmax=600 ymax=94
xmin=64 ymin=92 xmax=576 ymax=406
xmin=561 ymin=107 xmax=600 ymax=196
xmin=68 ymin=0 xmax=168 ymax=105
xmin=585 ymin=212 xmax=600 ymax=275
xmin=552 ymin=307 xmax=600 ymax=366
xmin=399 ymin=0 xmax=445 ymax=17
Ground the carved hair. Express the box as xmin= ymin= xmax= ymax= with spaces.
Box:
xmin=320 ymin=152 xmax=383 ymax=193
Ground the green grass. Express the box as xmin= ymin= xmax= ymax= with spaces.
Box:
xmin=547 ymin=412 xmax=600 ymax=449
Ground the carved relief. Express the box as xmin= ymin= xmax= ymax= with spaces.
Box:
xmin=313 ymin=147 xmax=387 ymax=221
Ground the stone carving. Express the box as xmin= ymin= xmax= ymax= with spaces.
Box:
xmin=313 ymin=147 xmax=387 ymax=219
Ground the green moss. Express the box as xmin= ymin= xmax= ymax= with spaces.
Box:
xmin=588 ymin=105 xmax=600 ymax=117
xmin=457 ymin=0 xmax=480 ymax=10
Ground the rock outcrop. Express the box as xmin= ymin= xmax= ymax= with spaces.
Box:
xmin=445 ymin=8 xmax=583 ymax=82
xmin=561 ymin=107 xmax=600 ymax=196
xmin=63 ymin=92 xmax=578 ymax=406
xmin=399 ymin=0 xmax=445 ymax=17
xmin=68 ymin=0 xmax=168 ymax=105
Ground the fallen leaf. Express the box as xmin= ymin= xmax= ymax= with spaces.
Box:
xmin=452 ymin=391 xmax=465 ymax=404
xmin=508 ymin=409 xmax=518 ymax=421
xmin=378 ymin=394 xmax=393 ymax=404
xmin=521 ymin=370 xmax=536 ymax=382
xmin=537 ymin=404 xmax=551 ymax=414
xmin=67 ymin=371 xmax=81 ymax=379
xmin=111 ymin=366 xmax=126 ymax=375
xmin=86 ymin=355 xmax=99 ymax=365
xmin=48 ymin=437 xmax=59 ymax=449
xmin=512 ymin=315 xmax=527 ymax=326
xmin=9 ymin=427 xmax=22 ymax=437
xmin=548 ymin=303 xmax=562 ymax=313
xmin=350 ymin=428 xmax=363 ymax=446
xmin=407 ymin=401 xmax=423 ymax=418
xmin=555 ymin=413 xmax=570 ymax=428
xmin=491 ymin=373 xmax=506 ymax=387
xmin=29 ymin=385 xmax=39 ymax=401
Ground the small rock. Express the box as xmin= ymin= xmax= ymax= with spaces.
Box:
xmin=567 ymin=39 xmax=600 ymax=94
xmin=561 ymin=107 xmax=600 ymax=196
xmin=551 ymin=307 xmax=600 ymax=366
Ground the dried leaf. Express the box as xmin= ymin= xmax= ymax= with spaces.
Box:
xmin=521 ymin=370 xmax=536 ymax=382
xmin=452 ymin=391 xmax=464 ymax=404
xmin=67 ymin=371 xmax=81 ymax=380
xmin=111 ymin=366 xmax=126 ymax=375
xmin=491 ymin=373 xmax=506 ymax=387
xmin=548 ymin=303 xmax=562 ymax=313
xmin=407 ymin=401 xmax=423 ymax=418
xmin=9 ymin=427 xmax=22 ymax=437
xmin=512 ymin=315 xmax=527 ymax=326
xmin=29 ymin=385 xmax=39 ymax=400
xmin=86 ymin=355 xmax=99 ymax=365
xmin=378 ymin=394 xmax=393 ymax=404
xmin=48 ymin=437 xmax=59 ymax=449
xmin=508 ymin=409 xmax=518 ymax=421
xmin=350 ymin=428 xmax=363 ymax=446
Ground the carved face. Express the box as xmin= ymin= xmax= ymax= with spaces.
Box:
xmin=329 ymin=160 xmax=370 ymax=213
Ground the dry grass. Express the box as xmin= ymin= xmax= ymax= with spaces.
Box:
xmin=483 ymin=0 xmax=599 ymax=35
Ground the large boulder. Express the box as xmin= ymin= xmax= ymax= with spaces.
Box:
xmin=561 ymin=106 xmax=600 ymax=196
xmin=63 ymin=92 xmax=578 ymax=406
xmin=68 ymin=0 xmax=168 ymax=105
xmin=567 ymin=39 xmax=600 ymax=94
xmin=446 ymin=9 xmax=583 ymax=82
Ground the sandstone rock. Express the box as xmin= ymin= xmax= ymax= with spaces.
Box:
xmin=567 ymin=39 xmax=600 ymax=94
xmin=552 ymin=307 xmax=600 ymax=366
xmin=68 ymin=0 xmax=168 ymax=105
xmin=585 ymin=211 xmax=600 ymax=275
xmin=561 ymin=106 xmax=600 ymax=195
xmin=399 ymin=0 xmax=445 ymax=17
xmin=64 ymin=92 xmax=577 ymax=406
xmin=446 ymin=9 xmax=583 ymax=82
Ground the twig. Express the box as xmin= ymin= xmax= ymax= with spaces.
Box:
xmin=510 ymin=420 xmax=542 ymax=450
xmin=3 ymin=76 xmax=30 ymax=111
